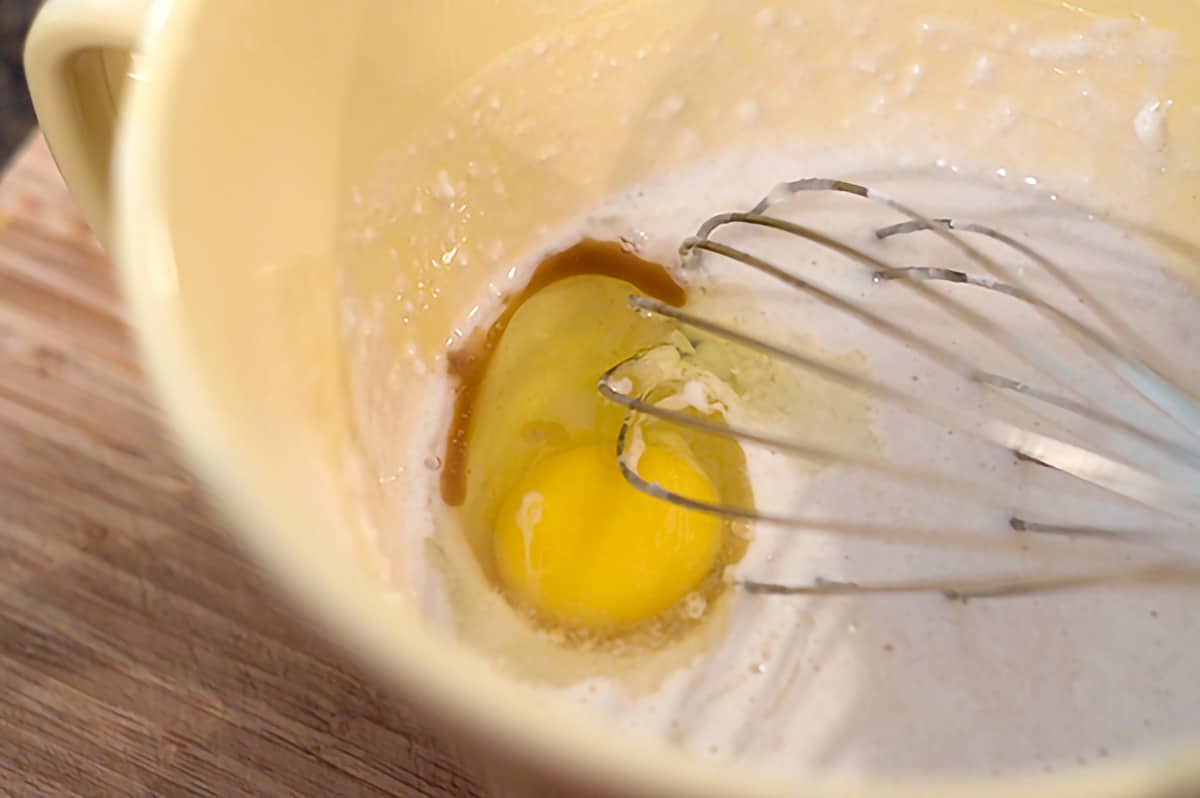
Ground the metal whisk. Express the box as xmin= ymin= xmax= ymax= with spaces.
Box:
xmin=597 ymin=178 xmax=1200 ymax=600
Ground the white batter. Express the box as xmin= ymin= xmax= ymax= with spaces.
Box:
xmin=524 ymin=154 xmax=1200 ymax=777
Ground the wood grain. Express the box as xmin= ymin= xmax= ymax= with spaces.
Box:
xmin=0 ymin=134 xmax=484 ymax=798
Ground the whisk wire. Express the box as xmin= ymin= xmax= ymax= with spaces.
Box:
xmin=811 ymin=180 xmax=1200 ymax=442
xmin=694 ymin=197 xmax=1192 ymax=453
xmin=613 ymin=296 xmax=1200 ymax=519
xmin=741 ymin=561 xmax=1200 ymax=602
xmin=689 ymin=180 xmax=1200 ymax=490
xmin=878 ymin=216 xmax=1200 ymax=443
xmin=598 ymin=177 xmax=1200 ymax=599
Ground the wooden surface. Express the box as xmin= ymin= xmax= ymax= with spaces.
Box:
xmin=0 ymin=134 xmax=484 ymax=798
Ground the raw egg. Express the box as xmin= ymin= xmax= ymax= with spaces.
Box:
xmin=444 ymin=241 xmax=752 ymax=639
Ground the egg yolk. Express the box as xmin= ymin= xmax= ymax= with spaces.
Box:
xmin=493 ymin=442 xmax=723 ymax=630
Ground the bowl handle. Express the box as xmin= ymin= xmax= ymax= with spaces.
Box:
xmin=24 ymin=0 xmax=155 ymax=248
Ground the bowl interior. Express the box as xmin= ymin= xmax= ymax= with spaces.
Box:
xmin=120 ymin=0 xmax=1200 ymax=794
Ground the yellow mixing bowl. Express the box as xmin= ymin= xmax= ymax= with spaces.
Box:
xmin=25 ymin=0 xmax=1200 ymax=795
